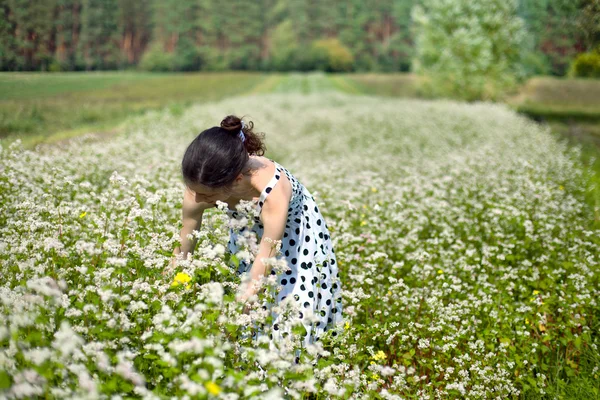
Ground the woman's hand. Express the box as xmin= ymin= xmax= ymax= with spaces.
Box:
xmin=162 ymin=256 xmax=177 ymax=276
xmin=236 ymin=287 xmax=257 ymax=315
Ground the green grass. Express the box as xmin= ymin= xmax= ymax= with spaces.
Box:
xmin=505 ymin=76 xmax=600 ymax=121
xmin=340 ymin=73 xmax=423 ymax=98
xmin=0 ymin=71 xmax=271 ymax=148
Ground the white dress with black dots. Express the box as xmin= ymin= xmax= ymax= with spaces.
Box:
xmin=226 ymin=159 xmax=344 ymax=348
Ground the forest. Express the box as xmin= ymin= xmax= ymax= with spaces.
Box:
xmin=1 ymin=0 xmax=598 ymax=76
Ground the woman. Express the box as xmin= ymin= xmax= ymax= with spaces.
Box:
xmin=173 ymin=114 xmax=343 ymax=347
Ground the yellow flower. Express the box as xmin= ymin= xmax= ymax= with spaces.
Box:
xmin=538 ymin=323 xmax=546 ymax=332
xmin=205 ymin=381 xmax=221 ymax=395
xmin=372 ymin=350 xmax=386 ymax=361
xmin=344 ymin=321 xmax=350 ymax=330
xmin=370 ymin=361 xmax=376 ymax=365
xmin=371 ymin=373 xmax=380 ymax=380
xmin=371 ymin=187 xmax=377 ymax=193
xmin=363 ymin=204 xmax=368 ymax=209
xmin=360 ymin=220 xmax=367 ymax=226
xmin=171 ymin=272 xmax=192 ymax=289
xmin=387 ymin=291 xmax=391 ymax=296
xmin=559 ymin=185 xmax=564 ymax=190
xmin=532 ymin=290 xmax=539 ymax=295
xmin=79 ymin=211 xmax=87 ymax=218
xmin=437 ymin=269 xmax=444 ymax=274
xmin=525 ymin=318 xmax=530 ymax=325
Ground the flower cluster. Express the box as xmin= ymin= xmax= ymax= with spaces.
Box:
xmin=1 ymin=86 xmax=598 ymax=399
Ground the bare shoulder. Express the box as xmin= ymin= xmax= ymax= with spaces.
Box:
xmin=262 ymin=159 xmax=292 ymax=210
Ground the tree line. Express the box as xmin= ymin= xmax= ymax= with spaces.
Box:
xmin=0 ymin=0 xmax=597 ymax=76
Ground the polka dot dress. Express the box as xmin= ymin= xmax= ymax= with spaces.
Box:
xmin=227 ymin=159 xmax=344 ymax=348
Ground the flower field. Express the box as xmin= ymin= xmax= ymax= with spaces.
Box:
xmin=1 ymin=88 xmax=599 ymax=399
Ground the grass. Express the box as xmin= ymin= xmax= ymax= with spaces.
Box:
xmin=0 ymin=71 xmax=271 ymax=148
xmin=340 ymin=73 xmax=423 ymax=98
xmin=505 ymin=76 xmax=600 ymax=122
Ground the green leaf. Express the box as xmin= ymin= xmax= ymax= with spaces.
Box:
xmin=0 ymin=370 xmax=11 ymax=390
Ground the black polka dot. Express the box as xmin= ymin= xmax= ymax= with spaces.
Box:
xmin=265 ymin=187 xmax=272 ymax=193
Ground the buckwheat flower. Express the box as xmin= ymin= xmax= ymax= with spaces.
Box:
xmin=203 ymin=282 xmax=224 ymax=304
xmin=52 ymin=320 xmax=85 ymax=363
xmin=116 ymin=359 xmax=145 ymax=387
xmin=23 ymin=348 xmax=54 ymax=366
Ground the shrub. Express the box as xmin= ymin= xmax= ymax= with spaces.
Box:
xmin=173 ymin=38 xmax=203 ymax=72
xmin=138 ymin=42 xmax=175 ymax=72
xmin=569 ymin=49 xmax=600 ymax=78
xmin=309 ymin=38 xmax=354 ymax=73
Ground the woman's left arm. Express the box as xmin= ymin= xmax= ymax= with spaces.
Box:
xmin=237 ymin=189 xmax=290 ymax=303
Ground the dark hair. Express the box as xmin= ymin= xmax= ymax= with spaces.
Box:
xmin=181 ymin=114 xmax=266 ymax=189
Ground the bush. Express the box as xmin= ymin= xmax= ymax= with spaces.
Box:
xmin=138 ymin=42 xmax=175 ymax=72
xmin=173 ymin=38 xmax=203 ymax=72
xmin=309 ymin=38 xmax=354 ymax=73
xmin=569 ymin=49 xmax=600 ymax=78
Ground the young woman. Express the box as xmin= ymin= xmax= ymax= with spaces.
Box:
xmin=173 ymin=114 xmax=343 ymax=347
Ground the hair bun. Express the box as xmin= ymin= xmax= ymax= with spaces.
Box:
xmin=220 ymin=115 xmax=242 ymax=132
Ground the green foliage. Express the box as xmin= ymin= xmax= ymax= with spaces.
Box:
xmin=269 ymin=19 xmax=300 ymax=71
xmin=518 ymin=0 xmax=587 ymax=76
xmin=173 ymin=38 xmax=203 ymax=72
xmin=412 ymin=0 xmax=528 ymax=101
xmin=138 ymin=42 xmax=175 ymax=72
xmin=569 ymin=48 xmax=600 ymax=78
xmin=309 ymin=38 xmax=355 ymax=73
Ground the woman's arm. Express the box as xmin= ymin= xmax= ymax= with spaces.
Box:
xmin=237 ymin=188 xmax=290 ymax=302
xmin=165 ymin=187 xmax=212 ymax=274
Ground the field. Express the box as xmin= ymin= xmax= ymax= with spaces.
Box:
xmin=0 ymin=72 xmax=269 ymax=147
xmin=1 ymin=73 xmax=600 ymax=399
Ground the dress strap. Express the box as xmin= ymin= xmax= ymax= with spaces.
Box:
xmin=255 ymin=164 xmax=282 ymax=215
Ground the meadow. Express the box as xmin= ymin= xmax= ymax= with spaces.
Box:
xmin=1 ymin=73 xmax=600 ymax=399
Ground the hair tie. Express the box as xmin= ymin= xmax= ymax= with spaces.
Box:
xmin=238 ymin=121 xmax=246 ymax=143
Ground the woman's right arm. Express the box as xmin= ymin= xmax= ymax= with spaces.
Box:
xmin=167 ymin=188 xmax=213 ymax=273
